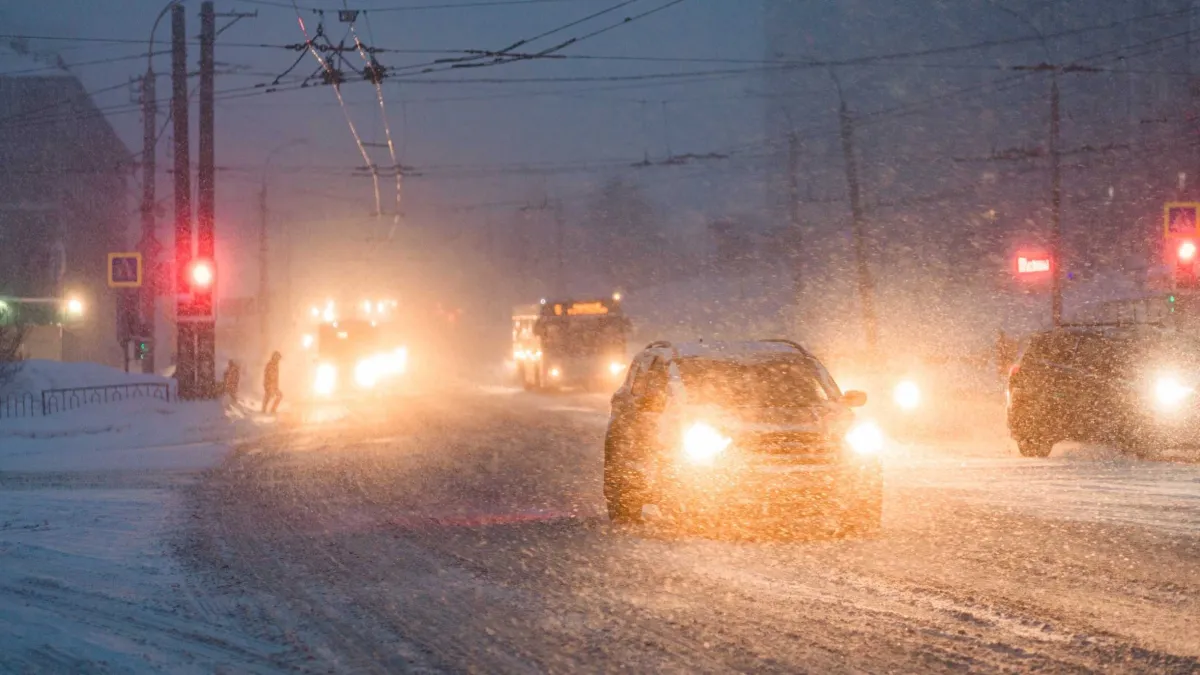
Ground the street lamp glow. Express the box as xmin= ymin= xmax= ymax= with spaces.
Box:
xmin=65 ymin=296 xmax=85 ymax=318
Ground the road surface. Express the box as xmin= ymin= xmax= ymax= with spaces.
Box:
xmin=180 ymin=386 xmax=1200 ymax=674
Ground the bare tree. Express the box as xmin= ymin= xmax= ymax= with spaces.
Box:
xmin=0 ymin=323 xmax=27 ymax=390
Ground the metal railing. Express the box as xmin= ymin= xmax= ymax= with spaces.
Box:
xmin=0 ymin=391 xmax=37 ymax=419
xmin=41 ymin=382 xmax=172 ymax=415
xmin=0 ymin=382 xmax=172 ymax=419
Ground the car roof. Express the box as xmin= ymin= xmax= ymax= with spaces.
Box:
xmin=663 ymin=341 xmax=808 ymax=360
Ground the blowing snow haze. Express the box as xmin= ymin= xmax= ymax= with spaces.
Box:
xmin=2 ymin=1 xmax=1200 ymax=673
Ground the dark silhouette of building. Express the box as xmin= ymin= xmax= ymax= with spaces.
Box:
xmin=0 ymin=41 xmax=131 ymax=365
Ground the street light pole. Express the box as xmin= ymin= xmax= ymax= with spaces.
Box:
xmin=984 ymin=1 xmax=1064 ymax=325
xmin=259 ymin=139 xmax=307 ymax=355
xmin=139 ymin=0 xmax=180 ymax=373
xmin=1050 ymin=74 xmax=1063 ymax=325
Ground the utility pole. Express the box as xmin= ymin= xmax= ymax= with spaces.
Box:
xmin=837 ymin=97 xmax=879 ymax=354
xmin=786 ymin=131 xmax=803 ymax=296
xmin=139 ymin=70 xmax=157 ymax=373
xmin=1049 ymin=75 xmax=1063 ymax=326
xmin=258 ymin=181 xmax=269 ymax=353
xmin=553 ymin=198 xmax=565 ymax=296
xmin=195 ymin=0 xmax=216 ymax=397
xmin=171 ymin=3 xmax=194 ymax=397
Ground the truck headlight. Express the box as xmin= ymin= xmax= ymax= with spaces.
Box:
xmin=893 ymin=380 xmax=921 ymax=411
xmin=314 ymin=363 xmax=337 ymax=396
xmin=355 ymin=358 xmax=379 ymax=388
xmin=846 ymin=420 xmax=884 ymax=455
xmin=682 ymin=422 xmax=731 ymax=465
xmin=1153 ymin=374 xmax=1193 ymax=411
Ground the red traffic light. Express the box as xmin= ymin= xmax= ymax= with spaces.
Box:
xmin=187 ymin=259 xmax=215 ymax=289
xmin=1179 ymin=240 xmax=1197 ymax=263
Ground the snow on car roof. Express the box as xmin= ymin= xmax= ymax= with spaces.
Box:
xmin=671 ymin=341 xmax=808 ymax=360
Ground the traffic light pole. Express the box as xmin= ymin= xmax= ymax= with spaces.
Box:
xmin=195 ymin=0 xmax=217 ymax=398
xmin=171 ymin=4 xmax=196 ymax=398
xmin=139 ymin=69 xmax=156 ymax=373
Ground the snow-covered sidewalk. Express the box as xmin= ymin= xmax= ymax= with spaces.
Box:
xmin=0 ymin=362 xmax=288 ymax=672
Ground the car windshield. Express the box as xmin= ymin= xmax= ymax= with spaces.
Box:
xmin=678 ymin=357 xmax=832 ymax=408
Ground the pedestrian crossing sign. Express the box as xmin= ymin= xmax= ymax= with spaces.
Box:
xmin=1164 ymin=202 xmax=1200 ymax=238
xmin=107 ymin=252 xmax=143 ymax=288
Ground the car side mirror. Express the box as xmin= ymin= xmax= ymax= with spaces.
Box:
xmin=841 ymin=390 xmax=867 ymax=408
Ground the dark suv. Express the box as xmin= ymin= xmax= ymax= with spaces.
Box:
xmin=603 ymin=340 xmax=883 ymax=536
xmin=1007 ymin=324 xmax=1200 ymax=457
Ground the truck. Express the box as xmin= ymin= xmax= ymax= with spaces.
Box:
xmin=302 ymin=300 xmax=408 ymax=399
xmin=512 ymin=297 xmax=631 ymax=392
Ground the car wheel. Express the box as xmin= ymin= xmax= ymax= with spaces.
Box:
xmin=1016 ymin=437 xmax=1054 ymax=457
xmin=604 ymin=437 xmax=642 ymax=525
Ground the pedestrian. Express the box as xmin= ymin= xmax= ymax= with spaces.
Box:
xmin=221 ymin=359 xmax=241 ymax=408
xmin=263 ymin=351 xmax=283 ymax=414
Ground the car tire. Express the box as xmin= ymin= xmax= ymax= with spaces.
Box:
xmin=604 ymin=436 xmax=641 ymax=525
xmin=1016 ymin=437 xmax=1054 ymax=457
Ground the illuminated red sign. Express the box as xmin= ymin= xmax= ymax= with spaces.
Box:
xmin=1017 ymin=256 xmax=1051 ymax=274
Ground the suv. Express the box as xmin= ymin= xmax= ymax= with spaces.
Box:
xmin=1007 ymin=324 xmax=1200 ymax=457
xmin=603 ymin=340 xmax=883 ymax=535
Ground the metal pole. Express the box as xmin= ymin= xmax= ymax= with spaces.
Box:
xmin=1050 ymin=74 xmax=1063 ymax=326
xmin=171 ymin=4 xmax=194 ymax=397
xmin=259 ymin=179 xmax=269 ymax=355
xmin=786 ymin=131 xmax=803 ymax=296
xmin=196 ymin=1 xmax=216 ymax=397
xmin=139 ymin=69 xmax=156 ymax=373
xmin=554 ymin=198 xmax=565 ymax=295
xmin=837 ymin=96 xmax=879 ymax=353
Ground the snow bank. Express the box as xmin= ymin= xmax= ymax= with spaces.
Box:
xmin=1 ymin=359 xmax=169 ymax=397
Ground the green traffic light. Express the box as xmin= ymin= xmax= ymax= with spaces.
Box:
xmin=1169 ymin=295 xmax=1176 ymax=303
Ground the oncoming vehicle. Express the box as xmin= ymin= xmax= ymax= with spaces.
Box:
xmin=603 ymin=339 xmax=882 ymax=536
xmin=513 ymin=297 xmax=631 ymax=391
xmin=306 ymin=318 xmax=408 ymax=399
xmin=1008 ymin=321 xmax=1200 ymax=457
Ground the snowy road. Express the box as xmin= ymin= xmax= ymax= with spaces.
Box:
xmin=179 ymin=388 xmax=1200 ymax=673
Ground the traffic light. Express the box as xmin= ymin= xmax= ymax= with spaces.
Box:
xmin=1175 ymin=239 xmax=1198 ymax=288
xmin=134 ymin=338 xmax=152 ymax=361
xmin=178 ymin=258 xmax=216 ymax=320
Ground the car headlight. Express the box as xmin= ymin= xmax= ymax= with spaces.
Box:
xmin=846 ymin=420 xmax=884 ymax=455
xmin=609 ymin=361 xmax=625 ymax=377
xmin=355 ymin=358 xmax=379 ymax=388
xmin=682 ymin=422 xmax=731 ymax=465
xmin=893 ymin=380 xmax=921 ymax=411
xmin=314 ymin=363 xmax=337 ymax=396
xmin=1154 ymin=374 xmax=1193 ymax=411
xmin=549 ymin=367 xmax=562 ymax=379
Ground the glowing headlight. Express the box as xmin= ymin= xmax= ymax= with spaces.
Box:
xmin=1154 ymin=374 xmax=1193 ymax=410
xmin=314 ymin=363 xmax=337 ymax=396
xmin=549 ymin=367 xmax=562 ymax=379
xmin=609 ymin=362 xmax=625 ymax=376
xmin=682 ymin=422 xmax=731 ymax=465
xmin=846 ymin=420 xmax=884 ymax=455
xmin=355 ymin=358 xmax=379 ymax=388
xmin=893 ymin=380 xmax=921 ymax=411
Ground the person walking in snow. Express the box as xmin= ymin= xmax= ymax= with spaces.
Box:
xmin=221 ymin=359 xmax=241 ymax=408
xmin=262 ymin=351 xmax=283 ymax=414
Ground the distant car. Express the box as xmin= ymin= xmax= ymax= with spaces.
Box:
xmin=1007 ymin=323 xmax=1200 ymax=457
xmin=602 ymin=339 xmax=883 ymax=536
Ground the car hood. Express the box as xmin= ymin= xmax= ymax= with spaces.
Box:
xmin=683 ymin=402 xmax=848 ymax=435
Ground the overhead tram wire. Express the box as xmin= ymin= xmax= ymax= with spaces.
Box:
xmin=346 ymin=4 xmax=403 ymax=235
xmin=290 ymin=0 xmax=382 ymax=220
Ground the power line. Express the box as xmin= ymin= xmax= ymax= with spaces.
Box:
xmin=236 ymin=0 xmax=589 ymax=11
